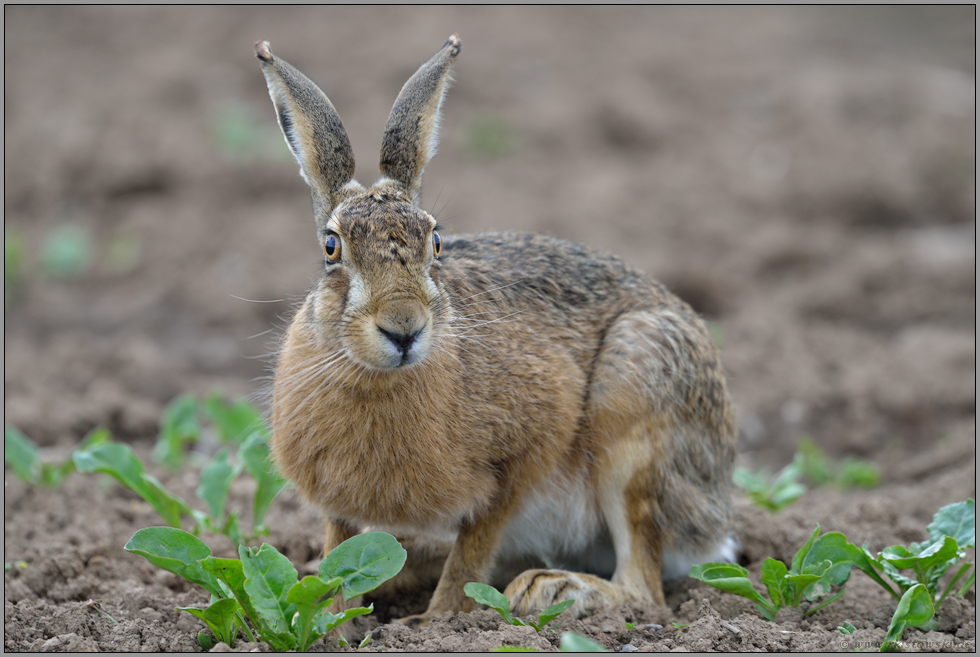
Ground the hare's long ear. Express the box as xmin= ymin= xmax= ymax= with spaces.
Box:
xmin=380 ymin=35 xmax=460 ymax=206
xmin=255 ymin=41 xmax=355 ymax=221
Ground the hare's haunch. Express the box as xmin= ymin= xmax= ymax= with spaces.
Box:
xmin=258 ymin=35 xmax=737 ymax=625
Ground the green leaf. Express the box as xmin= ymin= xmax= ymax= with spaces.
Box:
xmin=928 ymin=500 xmax=975 ymax=549
xmin=838 ymin=621 xmax=856 ymax=635
xmin=881 ymin=536 xmax=959 ymax=574
xmin=286 ymin=575 xmax=342 ymax=651
xmin=197 ymin=448 xmax=239 ymax=521
xmin=154 ymin=394 xmax=200 ymax=469
xmin=314 ymin=604 xmax=374 ymax=636
xmin=124 ymin=527 xmax=224 ymax=598
xmin=200 ymin=557 xmax=260 ymax=629
xmin=760 ymin=558 xmax=789 ymax=608
xmin=40 ymin=224 xmax=93 ymax=278
xmin=688 ymin=563 xmax=777 ymax=620
xmin=796 ymin=437 xmax=833 ymax=486
xmin=203 ymin=394 xmax=267 ymax=445
xmin=465 ymin=582 xmax=515 ymax=625
xmin=791 ymin=526 xmax=821 ymax=575
xmin=882 ymin=584 xmax=935 ymax=651
xmin=836 ymin=458 xmax=881 ymax=489
xmin=319 ymin=532 xmax=407 ymax=601
xmin=239 ymin=543 xmax=298 ymax=643
xmin=535 ymin=599 xmax=575 ymax=630
xmin=4 ymin=425 xmax=39 ymax=483
xmin=559 ymin=632 xmax=609 ymax=652
xmin=198 ymin=632 xmax=214 ymax=651
xmin=73 ymin=442 xmax=192 ymax=527
xmin=177 ymin=598 xmax=239 ymax=646
xmin=239 ymin=432 xmax=287 ymax=531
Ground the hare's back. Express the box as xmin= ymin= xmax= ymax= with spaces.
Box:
xmin=439 ymin=232 xmax=676 ymax=321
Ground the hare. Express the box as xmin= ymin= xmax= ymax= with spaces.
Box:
xmin=257 ymin=35 xmax=737 ymax=625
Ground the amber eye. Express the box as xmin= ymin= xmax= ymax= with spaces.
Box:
xmin=323 ymin=233 xmax=341 ymax=262
xmin=432 ymin=231 xmax=442 ymax=258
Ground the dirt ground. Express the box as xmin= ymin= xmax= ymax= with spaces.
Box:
xmin=4 ymin=6 xmax=976 ymax=653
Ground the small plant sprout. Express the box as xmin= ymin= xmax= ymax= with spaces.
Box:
xmin=690 ymin=525 xmax=865 ymax=620
xmin=464 ymin=582 xmax=575 ymax=632
xmin=125 ymin=530 xmax=406 ymax=651
xmin=855 ymin=500 xmax=974 ymax=611
xmin=837 ymin=620 xmax=856 ymax=635
xmin=733 ymin=461 xmax=806 ymax=513
xmin=881 ymin=584 xmax=935 ymax=652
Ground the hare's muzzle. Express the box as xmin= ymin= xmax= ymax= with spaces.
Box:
xmin=370 ymin=300 xmax=432 ymax=369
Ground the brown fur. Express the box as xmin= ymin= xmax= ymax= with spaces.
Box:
xmin=257 ymin=35 xmax=737 ymax=626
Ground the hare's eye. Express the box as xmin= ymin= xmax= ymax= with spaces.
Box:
xmin=432 ymin=231 xmax=442 ymax=258
xmin=323 ymin=234 xmax=341 ymax=262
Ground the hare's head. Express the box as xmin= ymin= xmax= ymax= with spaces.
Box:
xmin=256 ymin=36 xmax=460 ymax=372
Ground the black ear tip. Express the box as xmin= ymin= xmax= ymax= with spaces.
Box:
xmin=255 ymin=40 xmax=274 ymax=63
xmin=444 ymin=34 xmax=461 ymax=57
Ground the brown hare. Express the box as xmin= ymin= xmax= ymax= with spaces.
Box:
xmin=257 ymin=35 xmax=737 ymax=625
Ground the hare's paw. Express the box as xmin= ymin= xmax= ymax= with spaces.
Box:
xmin=395 ymin=613 xmax=432 ymax=629
xmin=503 ymin=569 xmax=626 ymax=619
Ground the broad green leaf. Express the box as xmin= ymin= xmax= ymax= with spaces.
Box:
xmin=73 ymin=442 xmax=191 ymax=527
xmin=688 ymin=564 xmax=777 ymax=620
xmin=197 ymin=448 xmax=239 ymax=521
xmin=559 ymin=632 xmax=609 ymax=652
xmin=124 ymin=527 xmax=224 ymax=598
xmin=4 ymin=425 xmax=39 ymax=483
xmin=154 ymin=394 xmax=200 ymax=469
xmin=802 ymin=532 xmax=863 ymax=587
xmin=760 ymin=557 xmax=789 ymax=608
xmin=882 ymin=537 xmax=959 ymax=572
xmin=315 ymin=604 xmax=374 ymax=636
xmin=239 ymin=543 xmax=298 ymax=639
xmin=203 ymin=394 xmax=267 ymax=445
xmin=883 ymin=584 xmax=935 ymax=650
xmin=201 ymin=557 xmax=259 ymax=628
xmin=319 ymin=532 xmax=408 ymax=600
xmin=177 ymin=598 xmax=239 ymax=646
xmin=928 ymin=500 xmax=975 ymax=549
xmin=785 ymin=561 xmax=831 ymax=607
xmin=791 ymin=526 xmax=821 ymax=575
xmin=465 ymin=582 xmax=515 ymax=624
xmin=286 ymin=575 xmax=342 ymax=651
xmin=240 ymin=432 xmax=287 ymax=530
xmin=536 ymin=599 xmax=575 ymax=629
xmin=689 ymin=562 xmax=748 ymax=580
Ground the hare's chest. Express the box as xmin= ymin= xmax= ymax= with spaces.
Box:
xmin=310 ymin=411 xmax=495 ymax=527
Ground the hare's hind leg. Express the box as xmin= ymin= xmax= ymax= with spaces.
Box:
xmin=505 ymin=307 xmax=736 ymax=618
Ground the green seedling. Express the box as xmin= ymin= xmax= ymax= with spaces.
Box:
xmin=464 ymin=582 xmax=575 ymax=632
xmin=690 ymin=526 xmax=864 ymax=620
xmin=560 ymin=633 xmax=609 ymax=652
xmin=855 ymin=500 xmax=975 ymax=611
xmin=202 ymin=392 xmax=267 ymax=445
xmin=4 ymin=425 xmax=103 ymax=487
xmin=40 ymin=224 xmax=94 ymax=278
xmin=796 ymin=438 xmax=881 ymax=490
xmin=126 ymin=529 xmax=406 ymax=651
xmin=624 ymin=621 xmax=635 ymax=630
xmin=154 ymin=394 xmax=201 ymax=470
xmin=881 ymin=584 xmax=935 ymax=652
xmin=837 ymin=621 xmax=856 ymax=635
xmin=733 ymin=461 xmax=806 ymax=513
xmin=671 ymin=622 xmax=689 ymax=630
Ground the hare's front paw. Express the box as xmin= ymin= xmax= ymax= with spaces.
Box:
xmin=503 ymin=569 xmax=626 ymax=619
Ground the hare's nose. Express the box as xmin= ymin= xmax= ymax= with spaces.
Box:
xmin=378 ymin=326 xmax=421 ymax=356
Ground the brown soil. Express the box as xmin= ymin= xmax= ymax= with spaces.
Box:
xmin=4 ymin=6 xmax=976 ymax=653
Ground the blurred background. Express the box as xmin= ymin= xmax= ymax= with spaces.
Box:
xmin=4 ymin=6 xmax=975 ymax=470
